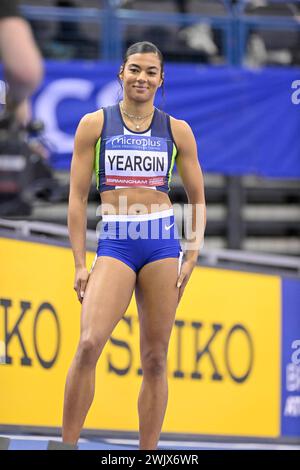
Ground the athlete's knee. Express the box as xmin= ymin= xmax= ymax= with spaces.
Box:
xmin=141 ymin=348 xmax=168 ymax=378
xmin=75 ymin=336 xmax=103 ymax=368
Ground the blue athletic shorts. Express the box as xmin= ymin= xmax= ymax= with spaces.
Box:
xmin=90 ymin=208 xmax=183 ymax=274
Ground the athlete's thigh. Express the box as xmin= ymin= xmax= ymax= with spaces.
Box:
xmin=135 ymin=258 xmax=179 ymax=348
xmin=80 ymin=256 xmax=136 ymax=344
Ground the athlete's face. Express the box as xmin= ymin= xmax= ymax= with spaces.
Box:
xmin=119 ymin=53 xmax=164 ymax=103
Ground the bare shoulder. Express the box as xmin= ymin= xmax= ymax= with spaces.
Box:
xmin=169 ymin=116 xmax=195 ymax=149
xmin=76 ymin=109 xmax=104 ymax=144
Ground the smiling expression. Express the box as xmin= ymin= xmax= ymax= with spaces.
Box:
xmin=119 ymin=53 xmax=164 ymax=102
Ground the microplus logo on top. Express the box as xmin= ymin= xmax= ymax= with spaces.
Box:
xmin=110 ymin=135 xmax=162 ymax=149
xmin=105 ymin=134 xmax=168 ymax=187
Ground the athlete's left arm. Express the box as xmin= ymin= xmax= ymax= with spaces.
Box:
xmin=171 ymin=118 xmax=206 ymax=266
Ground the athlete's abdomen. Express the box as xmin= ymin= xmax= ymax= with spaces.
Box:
xmin=100 ymin=187 xmax=172 ymax=215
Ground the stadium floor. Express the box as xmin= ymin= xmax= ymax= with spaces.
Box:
xmin=1 ymin=434 xmax=300 ymax=450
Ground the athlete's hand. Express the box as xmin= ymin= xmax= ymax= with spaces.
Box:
xmin=176 ymin=259 xmax=196 ymax=304
xmin=74 ymin=267 xmax=90 ymax=304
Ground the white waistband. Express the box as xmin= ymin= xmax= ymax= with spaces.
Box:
xmin=101 ymin=208 xmax=174 ymax=222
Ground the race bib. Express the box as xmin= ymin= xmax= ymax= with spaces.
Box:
xmin=104 ymin=135 xmax=168 ymax=187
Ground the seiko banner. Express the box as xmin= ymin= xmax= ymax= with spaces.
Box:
xmin=1 ymin=236 xmax=298 ymax=438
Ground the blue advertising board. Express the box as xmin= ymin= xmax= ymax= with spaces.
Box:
xmin=281 ymin=278 xmax=300 ymax=437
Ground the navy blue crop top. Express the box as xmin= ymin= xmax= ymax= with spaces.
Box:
xmin=94 ymin=103 xmax=178 ymax=193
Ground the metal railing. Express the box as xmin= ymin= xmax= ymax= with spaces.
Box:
xmin=1 ymin=218 xmax=299 ymax=275
xmin=233 ymin=1 xmax=300 ymax=64
xmin=20 ymin=1 xmax=300 ymax=64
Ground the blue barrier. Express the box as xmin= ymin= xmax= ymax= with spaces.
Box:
xmin=26 ymin=62 xmax=300 ymax=178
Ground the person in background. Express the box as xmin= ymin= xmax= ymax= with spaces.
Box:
xmin=0 ymin=0 xmax=43 ymax=126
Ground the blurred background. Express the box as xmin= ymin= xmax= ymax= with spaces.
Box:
xmin=0 ymin=0 xmax=299 ymax=450
xmin=1 ymin=0 xmax=300 ymax=261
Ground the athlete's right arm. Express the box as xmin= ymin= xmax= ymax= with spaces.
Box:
xmin=68 ymin=110 xmax=103 ymax=302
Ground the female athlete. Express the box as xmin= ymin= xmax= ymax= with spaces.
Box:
xmin=62 ymin=41 xmax=206 ymax=450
